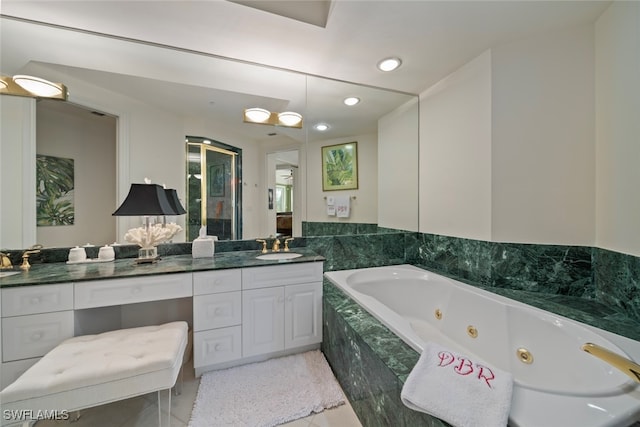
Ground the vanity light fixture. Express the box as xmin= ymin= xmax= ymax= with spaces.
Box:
xmin=343 ymin=97 xmax=360 ymax=106
xmin=244 ymin=107 xmax=271 ymax=123
xmin=243 ymin=108 xmax=303 ymax=128
xmin=0 ymin=74 xmax=68 ymax=100
xmin=377 ymin=57 xmax=402 ymax=72
xmin=314 ymin=123 xmax=329 ymax=131
xmin=278 ymin=111 xmax=302 ymax=126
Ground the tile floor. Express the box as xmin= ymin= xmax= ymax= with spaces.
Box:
xmin=35 ymin=355 xmax=362 ymax=427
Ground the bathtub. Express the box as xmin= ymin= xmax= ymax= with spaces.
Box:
xmin=324 ymin=265 xmax=640 ymax=427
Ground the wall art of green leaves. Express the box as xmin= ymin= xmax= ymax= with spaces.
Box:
xmin=36 ymin=155 xmax=74 ymax=226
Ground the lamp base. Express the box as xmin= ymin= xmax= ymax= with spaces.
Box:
xmin=135 ymin=247 xmax=159 ymax=264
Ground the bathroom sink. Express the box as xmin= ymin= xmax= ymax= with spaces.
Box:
xmin=0 ymin=271 xmax=20 ymax=278
xmin=256 ymin=253 xmax=303 ymax=261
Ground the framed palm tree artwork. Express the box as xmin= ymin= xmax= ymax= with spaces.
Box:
xmin=36 ymin=154 xmax=75 ymax=226
xmin=321 ymin=142 xmax=358 ymax=191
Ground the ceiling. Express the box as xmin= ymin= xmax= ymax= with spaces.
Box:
xmin=0 ymin=0 xmax=611 ymax=94
xmin=0 ymin=1 xmax=612 ymax=143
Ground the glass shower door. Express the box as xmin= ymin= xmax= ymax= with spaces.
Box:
xmin=187 ymin=140 xmax=241 ymax=241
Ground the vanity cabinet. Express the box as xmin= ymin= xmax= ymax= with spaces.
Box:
xmin=193 ymin=269 xmax=242 ymax=368
xmin=193 ymin=262 xmax=323 ymax=375
xmin=1 ymin=283 xmax=75 ymax=387
xmin=242 ymin=264 xmax=323 ymax=359
xmin=0 ymin=258 xmax=324 ymax=381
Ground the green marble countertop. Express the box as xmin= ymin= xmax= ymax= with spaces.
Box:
xmin=0 ymin=248 xmax=324 ymax=288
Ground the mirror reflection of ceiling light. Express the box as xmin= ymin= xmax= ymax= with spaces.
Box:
xmin=377 ymin=57 xmax=402 ymax=72
xmin=244 ymin=107 xmax=271 ymax=123
xmin=278 ymin=111 xmax=302 ymax=126
xmin=314 ymin=123 xmax=329 ymax=131
xmin=243 ymin=108 xmax=303 ymax=128
xmin=343 ymin=97 xmax=360 ymax=106
xmin=1 ymin=74 xmax=68 ymax=100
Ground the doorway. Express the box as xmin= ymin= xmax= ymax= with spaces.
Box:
xmin=268 ymin=149 xmax=300 ymax=238
xmin=186 ymin=137 xmax=242 ymax=241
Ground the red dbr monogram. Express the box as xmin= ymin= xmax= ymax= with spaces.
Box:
xmin=437 ymin=351 xmax=496 ymax=388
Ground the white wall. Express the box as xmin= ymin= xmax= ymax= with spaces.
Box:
xmin=595 ymin=1 xmax=640 ymax=257
xmin=0 ymin=96 xmax=36 ymax=248
xmin=36 ymin=102 xmax=116 ymax=247
xmin=419 ymin=25 xmax=596 ymax=246
xmin=419 ymin=51 xmax=493 ymax=241
xmin=378 ymin=97 xmax=419 ymax=232
xmin=307 ymin=133 xmax=377 ymax=224
xmin=491 ymin=24 xmax=595 ymax=245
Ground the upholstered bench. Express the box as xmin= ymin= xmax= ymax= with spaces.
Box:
xmin=0 ymin=321 xmax=188 ymax=427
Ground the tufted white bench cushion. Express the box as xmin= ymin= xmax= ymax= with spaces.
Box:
xmin=1 ymin=321 xmax=188 ymax=425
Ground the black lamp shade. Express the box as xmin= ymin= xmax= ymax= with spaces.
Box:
xmin=112 ymin=183 xmax=175 ymax=216
xmin=165 ymin=189 xmax=187 ymax=215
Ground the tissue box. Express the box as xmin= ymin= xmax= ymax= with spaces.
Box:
xmin=192 ymin=238 xmax=215 ymax=258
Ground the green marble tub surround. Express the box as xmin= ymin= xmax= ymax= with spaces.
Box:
xmin=305 ymin=232 xmax=407 ymax=271
xmin=323 ymin=279 xmax=450 ymax=427
xmin=593 ymin=247 xmax=640 ymax=322
xmin=0 ymin=247 xmax=324 ymax=288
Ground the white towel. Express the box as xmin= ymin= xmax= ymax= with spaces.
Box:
xmin=334 ymin=195 xmax=350 ymax=218
xmin=401 ymin=342 xmax=513 ymax=427
xmin=326 ymin=196 xmax=336 ymax=216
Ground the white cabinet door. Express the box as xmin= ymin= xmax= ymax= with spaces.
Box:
xmin=242 ymin=287 xmax=284 ymax=358
xmin=285 ymin=283 xmax=322 ymax=349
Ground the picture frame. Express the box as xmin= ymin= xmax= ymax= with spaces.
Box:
xmin=209 ymin=164 xmax=225 ymax=197
xmin=321 ymin=142 xmax=358 ymax=191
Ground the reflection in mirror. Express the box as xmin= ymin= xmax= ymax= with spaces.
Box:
xmin=304 ymin=76 xmax=419 ymax=236
xmin=0 ymin=16 xmax=419 ymax=250
xmin=186 ymin=137 xmax=242 ymax=241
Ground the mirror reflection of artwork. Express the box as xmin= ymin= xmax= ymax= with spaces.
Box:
xmin=36 ymin=154 xmax=75 ymax=226
xmin=209 ymin=164 xmax=225 ymax=197
xmin=322 ymin=142 xmax=358 ymax=191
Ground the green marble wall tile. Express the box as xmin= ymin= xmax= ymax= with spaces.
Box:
xmin=594 ymin=248 xmax=640 ymax=322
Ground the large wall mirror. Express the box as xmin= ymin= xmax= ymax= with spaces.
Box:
xmin=0 ymin=16 xmax=418 ymax=250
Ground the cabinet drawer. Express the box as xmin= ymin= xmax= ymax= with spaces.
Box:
xmin=194 ymin=326 xmax=241 ymax=368
xmin=193 ymin=269 xmax=241 ymax=295
xmin=242 ymin=262 xmax=323 ymax=290
xmin=194 ymin=291 xmax=242 ymax=331
xmin=2 ymin=283 xmax=73 ymax=317
xmin=74 ymin=273 xmax=192 ymax=309
xmin=2 ymin=311 xmax=74 ymax=361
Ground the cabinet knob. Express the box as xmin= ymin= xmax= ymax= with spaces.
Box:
xmin=214 ymin=344 xmax=222 ymax=351
xmin=131 ymin=286 xmax=142 ymax=294
xmin=214 ymin=307 xmax=223 ymax=316
xmin=31 ymin=331 xmax=44 ymax=341
xmin=30 ymin=296 xmax=42 ymax=305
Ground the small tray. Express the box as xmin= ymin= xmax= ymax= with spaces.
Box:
xmin=66 ymin=257 xmax=115 ymax=265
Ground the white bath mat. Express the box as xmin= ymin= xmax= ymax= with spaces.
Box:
xmin=188 ymin=350 xmax=346 ymax=427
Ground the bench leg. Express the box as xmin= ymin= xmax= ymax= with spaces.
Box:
xmin=157 ymin=388 xmax=172 ymax=427
xmin=174 ymin=364 xmax=184 ymax=396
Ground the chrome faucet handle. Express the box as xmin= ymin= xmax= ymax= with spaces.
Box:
xmin=284 ymin=237 xmax=294 ymax=252
xmin=255 ymin=239 xmax=268 ymax=253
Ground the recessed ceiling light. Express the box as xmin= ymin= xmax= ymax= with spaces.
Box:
xmin=314 ymin=123 xmax=329 ymax=131
xmin=343 ymin=97 xmax=360 ymax=106
xmin=377 ymin=57 xmax=402 ymax=72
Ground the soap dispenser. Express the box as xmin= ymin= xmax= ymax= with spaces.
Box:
xmin=192 ymin=226 xmax=215 ymax=258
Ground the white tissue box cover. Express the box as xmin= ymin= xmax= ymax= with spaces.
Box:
xmin=192 ymin=238 xmax=215 ymax=258
xmin=0 ymin=321 xmax=188 ymax=413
